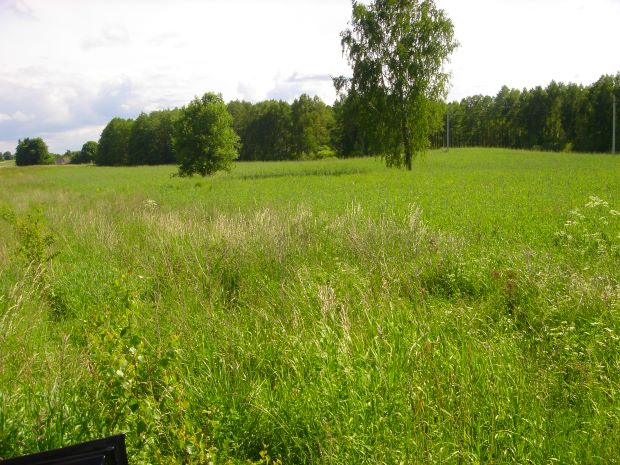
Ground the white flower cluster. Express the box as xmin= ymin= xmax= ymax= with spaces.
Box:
xmin=585 ymin=195 xmax=609 ymax=209
xmin=143 ymin=199 xmax=159 ymax=212
xmin=556 ymin=195 xmax=620 ymax=258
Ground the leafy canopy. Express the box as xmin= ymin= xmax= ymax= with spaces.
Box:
xmin=174 ymin=92 xmax=240 ymax=177
xmin=97 ymin=118 xmax=134 ymax=166
xmin=15 ymin=137 xmax=52 ymax=166
xmin=128 ymin=110 xmax=179 ymax=166
xmin=71 ymin=141 xmax=98 ymax=164
xmin=336 ymin=0 xmax=458 ymax=169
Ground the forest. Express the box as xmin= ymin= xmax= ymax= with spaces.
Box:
xmin=83 ymin=73 xmax=619 ymax=167
xmin=432 ymin=74 xmax=620 ymax=153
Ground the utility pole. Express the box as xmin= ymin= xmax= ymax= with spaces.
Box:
xmin=613 ymin=94 xmax=616 ymax=155
xmin=446 ymin=111 xmax=450 ymax=151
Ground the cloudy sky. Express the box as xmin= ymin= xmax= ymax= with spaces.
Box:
xmin=0 ymin=0 xmax=618 ymax=153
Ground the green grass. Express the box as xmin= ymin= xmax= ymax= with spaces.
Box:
xmin=1 ymin=148 xmax=619 ymax=464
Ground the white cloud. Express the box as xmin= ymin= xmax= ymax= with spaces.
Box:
xmin=82 ymin=24 xmax=131 ymax=50
xmin=236 ymin=82 xmax=261 ymax=102
xmin=436 ymin=0 xmax=620 ymax=99
xmin=11 ymin=111 xmax=33 ymax=122
xmin=42 ymin=125 xmax=105 ymax=154
xmin=0 ymin=0 xmax=36 ymax=20
xmin=267 ymin=73 xmax=337 ymax=102
xmin=147 ymin=32 xmax=184 ymax=48
xmin=0 ymin=0 xmax=618 ymax=153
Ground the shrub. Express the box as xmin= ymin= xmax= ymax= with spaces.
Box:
xmin=15 ymin=138 xmax=53 ymax=166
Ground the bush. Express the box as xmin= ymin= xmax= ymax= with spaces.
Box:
xmin=15 ymin=138 xmax=53 ymax=166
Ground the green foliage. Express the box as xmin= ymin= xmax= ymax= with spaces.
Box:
xmin=555 ymin=195 xmax=620 ymax=260
xmin=315 ymin=145 xmax=337 ymax=159
xmin=240 ymin=100 xmax=294 ymax=161
xmin=1 ymin=149 xmax=620 ymax=463
xmin=61 ymin=151 xmax=79 ymax=165
xmin=71 ymin=141 xmax=98 ymax=164
xmin=128 ymin=110 xmax=178 ymax=166
xmin=0 ymin=206 xmax=68 ymax=320
xmin=332 ymin=94 xmax=374 ymax=157
xmin=431 ymin=73 xmax=620 ymax=153
xmin=291 ymin=94 xmax=335 ymax=158
xmin=228 ymin=97 xmax=337 ymax=161
xmin=97 ymin=118 xmax=134 ymax=166
xmin=337 ymin=0 xmax=458 ymax=169
xmin=82 ymin=273 xmax=215 ymax=464
xmin=2 ymin=151 xmax=13 ymax=161
xmin=0 ymin=206 xmax=57 ymax=266
xmin=15 ymin=137 xmax=53 ymax=166
xmin=174 ymin=92 xmax=239 ymax=177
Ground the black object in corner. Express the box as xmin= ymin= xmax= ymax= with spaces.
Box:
xmin=0 ymin=435 xmax=128 ymax=465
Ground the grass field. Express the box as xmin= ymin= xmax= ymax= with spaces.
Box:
xmin=1 ymin=148 xmax=619 ymax=464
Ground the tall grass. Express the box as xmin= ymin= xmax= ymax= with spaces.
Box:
xmin=1 ymin=148 xmax=619 ymax=464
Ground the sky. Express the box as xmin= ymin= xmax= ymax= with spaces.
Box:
xmin=0 ymin=0 xmax=618 ymax=153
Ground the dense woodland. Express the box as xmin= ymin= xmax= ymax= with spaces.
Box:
xmin=431 ymin=74 xmax=620 ymax=153
xmin=85 ymin=73 xmax=619 ymax=166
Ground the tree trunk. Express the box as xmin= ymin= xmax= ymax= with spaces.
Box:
xmin=401 ymin=115 xmax=412 ymax=171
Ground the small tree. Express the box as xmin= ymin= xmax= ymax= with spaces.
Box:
xmin=71 ymin=141 xmax=98 ymax=164
xmin=336 ymin=0 xmax=458 ymax=170
xmin=174 ymin=92 xmax=239 ymax=177
xmin=2 ymin=151 xmax=13 ymax=161
xmin=15 ymin=138 xmax=52 ymax=166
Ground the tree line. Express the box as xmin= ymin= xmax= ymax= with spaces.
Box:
xmin=431 ymin=74 xmax=620 ymax=153
xmin=8 ymin=0 xmax=619 ymax=172
xmin=12 ymin=72 xmax=620 ymax=169
xmin=92 ymin=94 xmax=339 ymax=167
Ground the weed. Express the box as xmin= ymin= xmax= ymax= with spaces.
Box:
xmin=1 ymin=149 xmax=619 ymax=463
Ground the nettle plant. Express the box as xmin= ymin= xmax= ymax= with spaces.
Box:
xmin=556 ymin=195 xmax=620 ymax=259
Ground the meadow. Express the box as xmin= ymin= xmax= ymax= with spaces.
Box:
xmin=1 ymin=148 xmax=619 ymax=464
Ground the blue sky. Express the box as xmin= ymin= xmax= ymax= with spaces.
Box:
xmin=0 ymin=0 xmax=618 ymax=153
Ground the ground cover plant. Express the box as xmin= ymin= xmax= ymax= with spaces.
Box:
xmin=1 ymin=148 xmax=619 ymax=464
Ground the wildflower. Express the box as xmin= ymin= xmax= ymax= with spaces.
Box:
xmin=569 ymin=208 xmax=584 ymax=219
xmin=585 ymin=195 xmax=609 ymax=209
xmin=143 ymin=199 xmax=159 ymax=211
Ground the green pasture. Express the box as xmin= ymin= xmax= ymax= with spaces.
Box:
xmin=1 ymin=148 xmax=619 ymax=464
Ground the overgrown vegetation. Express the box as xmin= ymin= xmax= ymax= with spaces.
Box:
xmin=1 ymin=149 xmax=619 ymax=464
